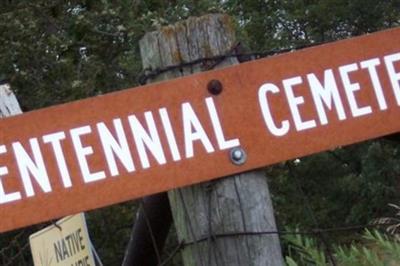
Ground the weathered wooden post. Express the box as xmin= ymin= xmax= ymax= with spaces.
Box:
xmin=0 ymin=81 xmax=23 ymax=117
xmin=139 ymin=14 xmax=284 ymax=265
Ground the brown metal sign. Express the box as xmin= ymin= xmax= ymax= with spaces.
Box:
xmin=1 ymin=27 xmax=400 ymax=233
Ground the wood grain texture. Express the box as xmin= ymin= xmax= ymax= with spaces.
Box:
xmin=140 ymin=14 xmax=284 ymax=266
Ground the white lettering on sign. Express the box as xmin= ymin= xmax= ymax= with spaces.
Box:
xmin=13 ymin=138 xmax=51 ymax=197
xmin=0 ymin=97 xmax=238 ymax=205
xmin=2 ymin=28 xmax=400 ymax=234
xmin=128 ymin=112 xmax=166 ymax=169
xmin=159 ymin=108 xmax=181 ymax=161
xmin=0 ymin=145 xmax=21 ymax=203
xmin=384 ymin=53 xmax=400 ymax=105
xmin=284 ymin=76 xmax=317 ymax=131
xmin=258 ymin=51 xmax=400 ymax=137
xmin=258 ymin=83 xmax=290 ymax=137
xmin=308 ymin=69 xmax=346 ymax=125
xmin=360 ymin=58 xmax=387 ymax=110
xmin=206 ymin=97 xmax=240 ymax=150
xmin=97 ymin=119 xmax=135 ymax=176
xmin=71 ymin=126 xmax=106 ymax=183
xmin=43 ymin=132 xmax=72 ymax=188
xmin=182 ymin=101 xmax=215 ymax=158
xmin=339 ymin=63 xmax=372 ymax=117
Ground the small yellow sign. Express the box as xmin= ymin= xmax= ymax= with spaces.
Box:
xmin=29 ymin=213 xmax=95 ymax=266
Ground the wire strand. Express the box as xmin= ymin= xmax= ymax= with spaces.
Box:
xmin=137 ymin=42 xmax=323 ymax=85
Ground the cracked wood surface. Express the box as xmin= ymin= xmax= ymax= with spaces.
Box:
xmin=140 ymin=14 xmax=284 ymax=266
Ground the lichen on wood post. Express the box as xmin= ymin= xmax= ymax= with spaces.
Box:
xmin=139 ymin=14 xmax=284 ymax=266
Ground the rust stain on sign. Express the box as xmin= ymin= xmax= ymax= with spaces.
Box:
xmin=1 ymin=27 xmax=400 ymax=233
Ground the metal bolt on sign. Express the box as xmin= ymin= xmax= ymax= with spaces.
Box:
xmin=230 ymin=147 xmax=247 ymax=165
xmin=207 ymin=79 xmax=223 ymax=95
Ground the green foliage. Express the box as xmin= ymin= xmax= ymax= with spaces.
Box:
xmin=269 ymin=140 xmax=400 ymax=233
xmin=284 ymin=230 xmax=328 ymax=265
xmin=374 ymin=203 xmax=400 ymax=236
xmin=1 ymin=0 xmax=399 ymax=110
xmin=284 ymin=229 xmax=400 ymax=266
xmin=86 ymin=202 xmax=137 ymax=265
